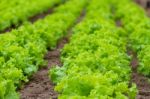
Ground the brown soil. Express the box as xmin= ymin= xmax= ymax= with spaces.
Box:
xmin=135 ymin=0 xmax=150 ymax=16
xmin=115 ymin=10 xmax=150 ymax=99
xmin=116 ymin=19 xmax=122 ymax=27
xmin=146 ymin=8 xmax=150 ymax=17
xmin=128 ymin=49 xmax=150 ymax=99
xmin=19 ymin=37 xmax=68 ymax=99
xmin=115 ymin=9 xmax=150 ymax=98
xmin=0 ymin=3 xmax=60 ymax=33
xmin=128 ymin=1 xmax=150 ymax=99
xmin=19 ymin=10 xmax=86 ymax=99
xmin=29 ymin=9 xmax=54 ymax=23
xmin=114 ymin=2 xmax=150 ymax=98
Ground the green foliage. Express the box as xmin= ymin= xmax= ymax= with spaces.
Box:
xmin=113 ymin=0 xmax=150 ymax=77
xmin=0 ymin=0 xmax=86 ymax=98
xmin=50 ymin=0 xmax=137 ymax=98
xmin=0 ymin=0 xmax=61 ymax=31
xmin=0 ymin=78 xmax=19 ymax=99
xmin=138 ymin=46 xmax=150 ymax=76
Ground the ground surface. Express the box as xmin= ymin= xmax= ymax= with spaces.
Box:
xmin=19 ymin=10 xmax=85 ymax=99
xmin=19 ymin=36 xmax=68 ymax=99
xmin=128 ymin=49 xmax=150 ymax=99
xmin=18 ymin=1 xmax=150 ymax=98
xmin=129 ymin=1 xmax=150 ymax=99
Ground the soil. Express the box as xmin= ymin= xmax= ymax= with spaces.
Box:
xmin=0 ymin=3 xmax=60 ymax=33
xmin=135 ymin=0 xmax=150 ymax=16
xmin=115 ymin=2 xmax=150 ymax=98
xmin=19 ymin=36 xmax=68 ymax=99
xmin=127 ymin=1 xmax=150 ymax=99
xmin=116 ymin=19 xmax=122 ymax=27
xmin=29 ymin=9 xmax=54 ymax=23
xmin=19 ymin=10 xmax=86 ymax=99
xmin=115 ymin=10 xmax=150 ymax=99
xmin=146 ymin=8 xmax=150 ymax=17
xmin=127 ymin=49 xmax=150 ymax=99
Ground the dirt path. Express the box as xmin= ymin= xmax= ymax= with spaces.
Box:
xmin=19 ymin=10 xmax=86 ymax=99
xmin=127 ymin=49 xmax=150 ymax=99
xmin=19 ymin=37 xmax=67 ymax=99
xmin=135 ymin=0 xmax=150 ymax=16
xmin=114 ymin=3 xmax=150 ymax=97
xmin=126 ymin=1 xmax=150 ymax=99
xmin=0 ymin=3 xmax=61 ymax=33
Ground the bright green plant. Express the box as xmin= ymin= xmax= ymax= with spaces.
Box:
xmin=49 ymin=0 xmax=137 ymax=98
xmin=0 ymin=0 xmax=61 ymax=31
xmin=0 ymin=0 xmax=87 ymax=98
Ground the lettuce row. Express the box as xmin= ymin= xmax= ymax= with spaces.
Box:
xmin=50 ymin=0 xmax=137 ymax=98
xmin=0 ymin=0 xmax=61 ymax=31
xmin=0 ymin=0 xmax=87 ymax=98
xmin=112 ymin=0 xmax=150 ymax=77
